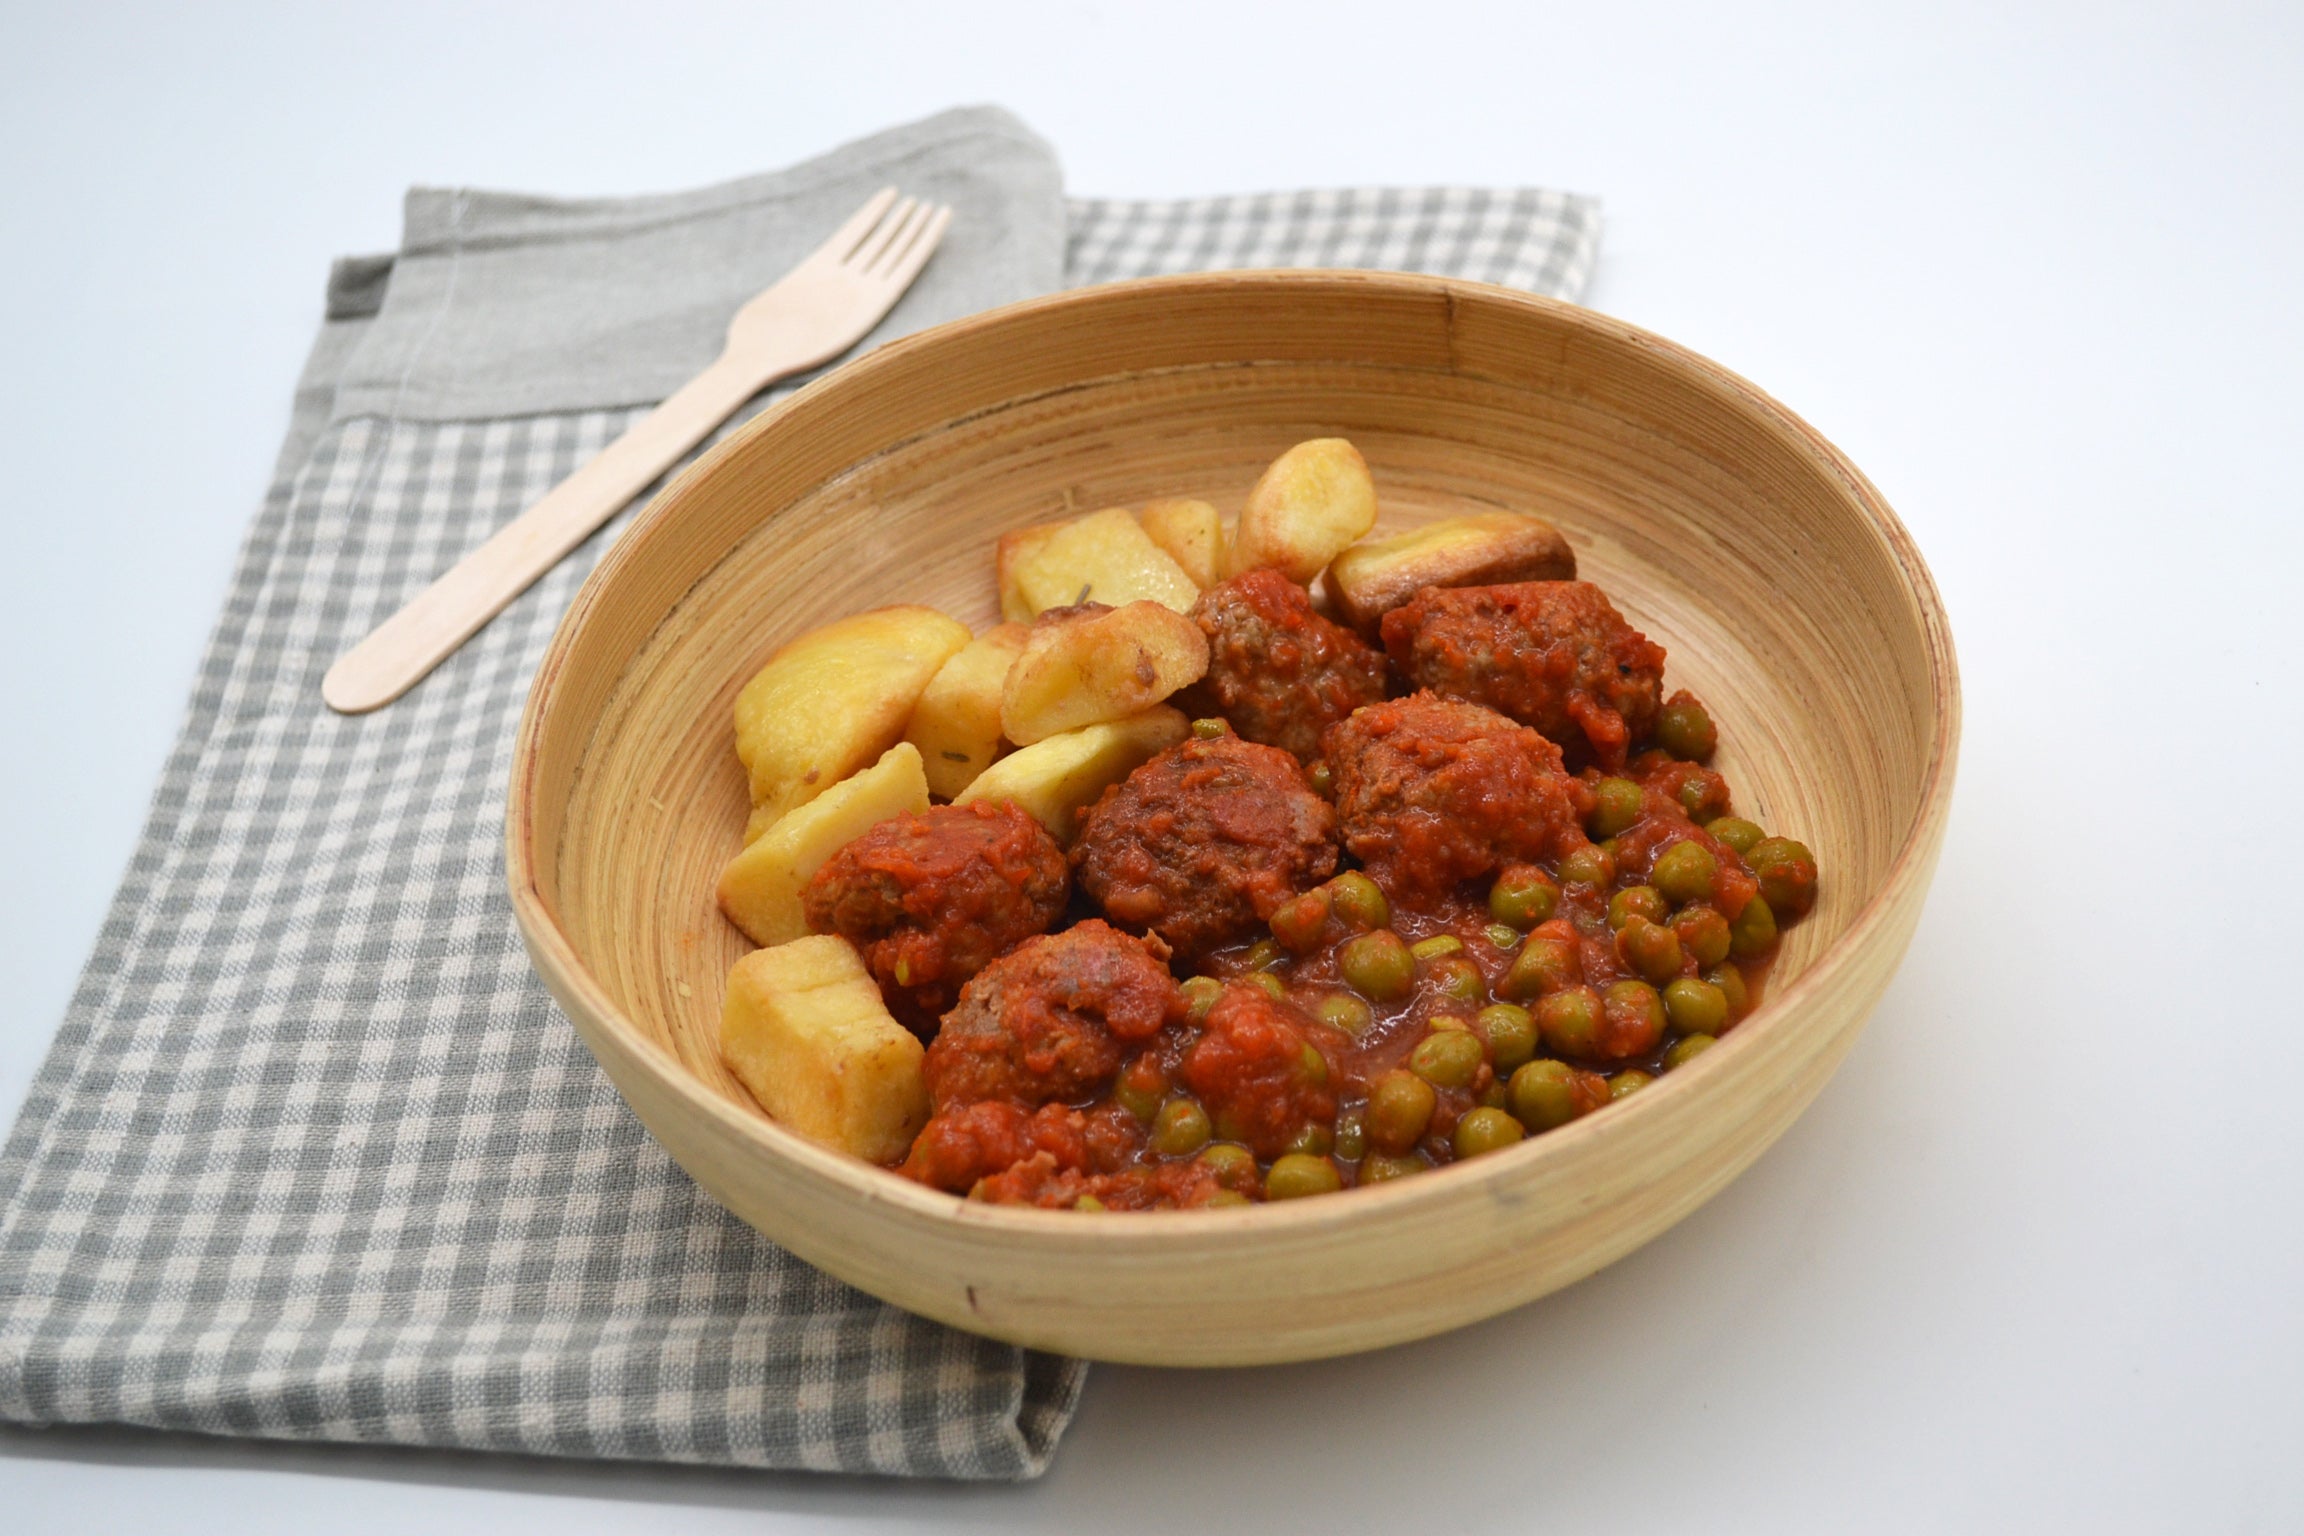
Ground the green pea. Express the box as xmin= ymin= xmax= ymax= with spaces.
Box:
xmin=1306 ymin=761 xmax=1335 ymax=797
xmin=1269 ymin=889 xmax=1333 ymax=953
xmin=1198 ymin=1142 xmax=1257 ymax=1188
xmin=1247 ymin=971 xmax=1288 ymax=1001
xmin=1475 ymin=1003 xmax=1537 ymax=1072
xmin=1203 ymin=1188 xmax=1253 ymax=1207
xmin=1427 ymin=955 xmax=1488 ymax=1004
xmin=1074 ymin=1194 xmax=1107 ymax=1212
xmin=1283 ymin=1120 xmax=1334 ymax=1158
xmin=1314 ymin=992 xmax=1373 ymax=1036
xmin=1411 ymin=934 xmax=1464 ymax=960
xmin=1616 ymin=917 xmax=1685 ymax=985
xmin=1608 ymin=885 xmax=1669 ymax=930
xmin=1488 ymin=865 xmax=1561 ymax=929
xmin=1452 ymin=1106 xmax=1525 ymax=1159
xmin=1729 ymin=894 xmax=1778 ymax=958
xmin=1604 ymin=979 xmax=1668 ymax=1055
xmin=1673 ymin=905 xmax=1732 ymax=968
xmin=1367 ymin=1069 xmax=1438 ymax=1153
xmin=1662 ymin=977 xmax=1729 ymax=1035
xmin=1558 ymin=843 xmax=1616 ymax=889
xmin=1706 ymin=962 xmax=1750 ymax=1019
xmin=1409 ymin=1028 xmax=1485 ymax=1089
xmin=1359 ymin=1151 xmax=1426 ymax=1184
xmin=1298 ymin=1042 xmax=1330 ymax=1088
xmin=1477 ymin=1080 xmax=1510 ymax=1111
xmin=1664 ymin=1033 xmax=1717 ymax=1071
xmin=1508 ymin=1059 xmax=1585 ymax=1132
xmin=1651 ymin=840 xmax=1719 ymax=905
xmin=1678 ymin=774 xmax=1725 ymax=822
xmin=1588 ymin=776 xmax=1646 ymax=839
xmin=1151 ymin=1099 xmax=1212 ymax=1156
xmin=1266 ymin=1153 xmax=1343 ymax=1200
xmin=1501 ymin=935 xmax=1580 ymax=1000
xmin=1191 ymin=717 xmax=1232 ymax=739
xmin=1708 ymin=817 xmax=1764 ymax=855
xmin=1609 ymin=1069 xmax=1655 ymax=1100
xmin=1656 ymin=696 xmax=1716 ymax=761
xmin=1180 ymin=975 xmax=1224 ymax=1023
xmin=1537 ymin=986 xmax=1605 ymax=1057
xmin=1114 ymin=1058 xmax=1166 ymax=1122
xmin=1340 ymin=930 xmax=1415 ymax=1002
xmin=1327 ymin=871 xmax=1389 ymax=931
xmin=1746 ymin=837 xmax=1818 ymax=918
xmin=1484 ymin=922 xmax=1524 ymax=950
xmin=1429 ymin=1013 xmax=1473 ymax=1031
xmin=1244 ymin=937 xmax=1286 ymax=972
xmin=1333 ymin=1107 xmax=1368 ymax=1162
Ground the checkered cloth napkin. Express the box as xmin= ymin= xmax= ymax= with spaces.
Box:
xmin=0 ymin=107 xmax=1599 ymax=1478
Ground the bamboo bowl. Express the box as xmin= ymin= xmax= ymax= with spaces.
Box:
xmin=507 ymin=272 xmax=1958 ymax=1366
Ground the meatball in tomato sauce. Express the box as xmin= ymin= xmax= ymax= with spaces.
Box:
xmin=802 ymin=799 xmax=1068 ymax=1034
xmin=1178 ymin=568 xmax=1387 ymax=761
xmin=1381 ymin=580 xmax=1666 ymax=771
xmin=1071 ymin=734 xmax=1339 ymax=961
xmin=1323 ymin=691 xmax=1590 ymax=900
xmin=919 ymin=919 xmax=1180 ymax=1114
xmin=1181 ymin=983 xmax=1341 ymax=1162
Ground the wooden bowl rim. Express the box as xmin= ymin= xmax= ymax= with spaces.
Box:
xmin=505 ymin=269 xmax=1961 ymax=1247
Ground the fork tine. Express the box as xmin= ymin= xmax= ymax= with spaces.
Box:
xmin=864 ymin=200 xmax=935 ymax=276
xmin=850 ymin=195 xmax=920 ymax=270
xmin=877 ymin=203 xmax=952 ymax=288
xmin=818 ymin=186 xmax=900 ymax=264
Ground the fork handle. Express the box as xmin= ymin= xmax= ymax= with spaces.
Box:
xmin=321 ymin=351 xmax=765 ymax=715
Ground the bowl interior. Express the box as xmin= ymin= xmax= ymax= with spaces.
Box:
xmin=531 ymin=302 xmax=1942 ymax=1121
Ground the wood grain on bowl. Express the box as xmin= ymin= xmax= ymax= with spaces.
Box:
xmin=505 ymin=272 xmax=1958 ymax=1366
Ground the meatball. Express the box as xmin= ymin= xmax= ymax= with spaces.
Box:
xmin=802 ymin=799 xmax=1069 ymax=1034
xmin=1180 ymin=983 xmax=1339 ymax=1161
xmin=1324 ymin=692 xmax=1590 ymax=899
xmin=920 ymin=919 xmax=1180 ymax=1113
xmin=1178 ymin=569 xmax=1388 ymax=760
xmin=901 ymin=1100 xmax=1091 ymax=1195
xmin=1381 ymin=580 xmax=1667 ymax=770
xmin=1071 ymin=735 xmax=1339 ymax=960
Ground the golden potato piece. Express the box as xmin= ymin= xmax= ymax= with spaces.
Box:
xmin=1138 ymin=498 xmax=1227 ymax=590
xmin=996 ymin=521 xmax=1068 ymax=624
xmin=721 ymin=934 xmax=928 ymax=1165
xmin=1228 ymin=438 xmax=1379 ymax=584
xmin=1000 ymin=602 xmax=1210 ymax=746
xmin=1328 ymin=512 xmax=1578 ymax=635
xmin=1006 ymin=507 xmax=1200 ymax=617
xmin=904 ymin=622 xmax=1031 ymax=800
xmin=733 ymin=606 xmax=969 ymax=823
xmin=955 ymin=707 xmax=1190 ymax=843
xmin=717 ymin=743 xmax=931 ymax=947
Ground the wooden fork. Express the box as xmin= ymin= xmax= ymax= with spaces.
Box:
xmin=322 ymin=187 xmax=952 ymax=715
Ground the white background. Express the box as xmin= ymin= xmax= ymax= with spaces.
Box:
xmin=3 ymin=1 xmax=2299 ymax=1530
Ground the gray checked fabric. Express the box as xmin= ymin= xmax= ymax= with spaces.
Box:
xmin=0 ymin=105 xmax=1599 ymax=1478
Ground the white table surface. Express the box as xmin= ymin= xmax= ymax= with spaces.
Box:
xmin=4 ymin=1 xmax=2299 ymax=1529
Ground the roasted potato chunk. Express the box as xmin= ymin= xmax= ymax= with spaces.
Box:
xmin=904 ymin=623 xmax=1031 ymax=799
xmin=1228 ymin=438 xmax=1378 ymax=584
xmin=1328 ymin=512 xmax=1578 ymax=635
xmin=954 ymin=707 xmax=1190 ymax=843
xmin=733 ymin=606 xmax=969 ymax=823
xmin=1138 ymin=498 xmax=1227 ymax=589
xmin=1000 ymin=602 xmax=1210 ymax=746
xmin=718 ymin=743 xmax=931 ymax=947
xmin=721 ymin=934 xmax=928 ymax=1164
xmin=996 ymin=521 xmax=1068 ymax=624
xmin=1003 ymin=507 xmax=1200 ymax=617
